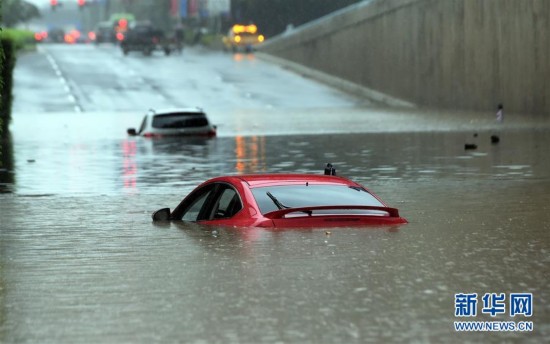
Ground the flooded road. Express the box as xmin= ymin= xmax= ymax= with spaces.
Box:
xmin=2 ymin=128 xmax=549 ymax=343
xmin=1 ymin=45 xmax=550 ymax=343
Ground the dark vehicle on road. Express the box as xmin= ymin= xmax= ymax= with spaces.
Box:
xmin=152 ymin=169 xmax=408 ymax=228
xmin=47 ymin=28 xmax=65 ymax=43
xmin=94 ymin=21 xmax=115 ymax=43
xmin=120 ymin=23 xmax=174 ymax=56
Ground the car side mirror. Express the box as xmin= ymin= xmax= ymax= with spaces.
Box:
xmin=152 ymin=208 xmax=171 ymax=221
xmin=127 ymin=128 xmax=137 ymax=136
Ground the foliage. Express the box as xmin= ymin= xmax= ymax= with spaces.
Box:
xmin=109 ymin=12 xmax=136 ymax=24
xmin=113 ymin=0 xmax=172 ymax=31
xmin=1 ymin=0 xmax=41 ymax=28
xmin=230 ymin=0 xmax=362 ymax=37
xmin=0 ymin=0 xmax=3 ymax=138
xmin=0 ymin=28 xmax=35 ymax=51
xmin=143 ymin=0 xmax=172 ymax=32
xmin=0 ymin=38 xmax=15 ymax=138
xmin=0 ymin=2 xmax=43 ymax=140
xmin=200 ymin=33 xmax=224 ymax=48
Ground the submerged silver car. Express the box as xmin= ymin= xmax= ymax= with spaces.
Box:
xmin=127 ymin=108 xmax=217 ymax=137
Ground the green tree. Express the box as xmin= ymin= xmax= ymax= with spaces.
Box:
xmin=1 ymin=0 xmax=4 ymax=138
xmin=111 ymin=0 xmax=172 ymax=31
xmin=1 ymin=0 xmax=41 ymax=28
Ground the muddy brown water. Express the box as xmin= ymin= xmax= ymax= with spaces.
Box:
xmin=1 ymin=114 xmax=549 ymax=342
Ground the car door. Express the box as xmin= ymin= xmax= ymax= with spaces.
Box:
xmin=175 ymin=183 xmax=243 ymax=223
xmin=171 ymin=184 xmax=216 ymax=221
xmin=205 ymin=185 xmax=242 ymax=221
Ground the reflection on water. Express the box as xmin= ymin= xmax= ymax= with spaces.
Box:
xmin=233 ymin=52 xmax=257 ymax=62
xmin=3 ymin=129 xmax=550 ymax=195
xmin=1 ymin=128 xmax=550 ymax=342
xmin=235 ymin=135 xmax=267 ymax=173
xmin=122 ymin=140 xmax=137 ymax=190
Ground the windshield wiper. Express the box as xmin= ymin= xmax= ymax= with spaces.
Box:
xmin=266 ymin=191 xmax=289 ymax=210
xmin=266 ymin=192 xmax=312 ymax=216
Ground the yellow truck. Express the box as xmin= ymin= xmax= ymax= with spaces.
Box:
xmin=222 ymin=24 xmax=265 ymax=53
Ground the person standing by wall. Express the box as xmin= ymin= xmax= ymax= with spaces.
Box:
xmin=496 ymin=104 xmax=504 ymax=123
xmin=491 ymin=104 xmax=503 ymax=144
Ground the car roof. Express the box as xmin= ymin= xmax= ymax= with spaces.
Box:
xmin=218 ymin=174 xmax=359 ymax=188
xmin=148 ymin=108 xmax=205 ymax=116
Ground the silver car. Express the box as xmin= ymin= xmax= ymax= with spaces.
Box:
xmin=127 ymin=108 xmax=217 ymax=137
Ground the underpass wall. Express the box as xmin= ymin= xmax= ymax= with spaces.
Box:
xmin=259 ymin=0 xmax=549 ymax=115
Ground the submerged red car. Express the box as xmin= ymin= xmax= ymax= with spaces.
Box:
xmin=153 ymin=169 xmax=407 ymax=228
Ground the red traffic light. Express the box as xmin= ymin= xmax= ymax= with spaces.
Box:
xmin=51 ymin=0 xmax=58 ymax=5
xmin=118 ymin=18 xmax=128 ymax=30
xmin=77 ymin=0 xmax=86 ymax=6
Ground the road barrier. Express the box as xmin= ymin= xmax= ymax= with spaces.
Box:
xmin=259 ymin=0 xmax=549 ymax=116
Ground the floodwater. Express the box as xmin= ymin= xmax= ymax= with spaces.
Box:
xmin=1 ymin=110 xmax=550 ymax=343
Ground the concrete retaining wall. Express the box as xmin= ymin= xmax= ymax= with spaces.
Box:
xmin=259 ymin=0 xmax=549 ymax=115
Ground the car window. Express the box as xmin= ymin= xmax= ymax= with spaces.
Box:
xmin=182 ymin=187 xmax=214 ymax=222
xmin=138 ymin=115 xmax=147 ymax=134
xmin=152 ymin=113 xmax=208 ymax=129
xmin=251 ymin=185 xmax=384 ymax=214
xmin=210 ymin=187 xmax=242 ymax=219
xmin=177 ymin=184 xmax=242 ymax=222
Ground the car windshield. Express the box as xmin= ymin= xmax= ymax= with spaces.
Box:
xmin=152 ymin=113 xmax=208 ymax=129
xmin=251 ymin=185 xmax=384 ymax=214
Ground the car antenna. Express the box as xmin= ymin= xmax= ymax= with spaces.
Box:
xmin=324 ymin=163 xmax=336 ymax=176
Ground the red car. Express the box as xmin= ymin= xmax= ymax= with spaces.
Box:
xmin=153 ymin=169 xmax=407 ymax=228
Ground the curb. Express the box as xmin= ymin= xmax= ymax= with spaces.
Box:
xmin=255 ymin=52 xmax=416 ymax=108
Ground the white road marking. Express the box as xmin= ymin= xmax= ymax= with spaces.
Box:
xmin=43 ymin=47 xmax=83 ymax=113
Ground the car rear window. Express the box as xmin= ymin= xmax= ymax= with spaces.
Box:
xmin=152 ymin=113 xmax=208 ymax=129
xmin=251 ymin=185 xmax=384 ymax=215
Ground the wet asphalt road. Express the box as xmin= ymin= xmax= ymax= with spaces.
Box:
xmin=14 ymin=43 xmax=360 ymax=114
xmin=1 ymin=44 xmax=549 ymax=343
